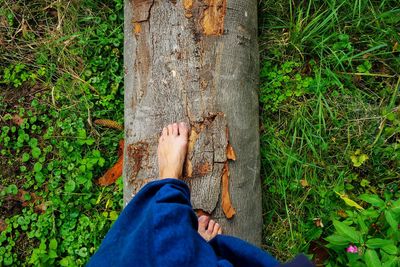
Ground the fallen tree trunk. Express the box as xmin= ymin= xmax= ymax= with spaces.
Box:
xmin=124 ymin=0 xmax=261 ymax=245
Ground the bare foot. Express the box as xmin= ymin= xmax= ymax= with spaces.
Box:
xmin=197 ymin=215 xmax=222 ymax=241
xmin=158 ymin=122 xmax=189 ymax=179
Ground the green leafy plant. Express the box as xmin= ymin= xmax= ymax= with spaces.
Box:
xmin=326 ymin=194 xmax=400 ymax=266
xmin=0 ymin=0 xmax=124 ymax=265
xmin=260 ymin=60 xmax=316 ymax=111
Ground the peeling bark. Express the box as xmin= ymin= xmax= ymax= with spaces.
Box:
xmin=124 ymin=0 xmax=261 ymax=245
xmin=201 ymin=0 xmax=227 ymax=35
xmin=221 ymin=162 xmax=235 ymax=219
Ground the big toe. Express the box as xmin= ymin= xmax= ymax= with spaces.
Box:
xmin=178 ymin=122 xmax=189 ymax=137
xmin=160 ymin=127 xmax=168 ymax=140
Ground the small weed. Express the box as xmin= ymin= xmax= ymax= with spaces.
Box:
xmin=326 ymin=192 xmax=400 ymax=266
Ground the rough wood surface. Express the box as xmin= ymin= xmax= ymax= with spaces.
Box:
xmin=124 ymin=0 xmax=261 ymax=245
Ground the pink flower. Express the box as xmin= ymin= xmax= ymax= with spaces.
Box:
xmin=346 ymin=245 xmax=358 ymax=253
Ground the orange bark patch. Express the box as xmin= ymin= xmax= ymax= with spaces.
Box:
xmin=195 ymin=209 xmax=210 ymax=217
xmin=201 ymin=0 xmax=227 ymax=36
xmin=183 ymin=0 xmax=193 ymax=18
xmin=221 ymin=162 xmax=235 ymax=219
xmin=185 ymin=128 xmax=199 ymax=178
xmin=226 ymin=143 xmax=236 ymax=160
xmin=134 ymin=22 xmax=142 ymax=35
xmin=127 ymin=141 xmax=149 ymax=181
xmin=188 ymin=128 xmax=199 ymax=153
xmin=196 ymin=162 xmax=211 ymax=176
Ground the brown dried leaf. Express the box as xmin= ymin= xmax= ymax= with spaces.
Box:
xmin=0 ymin=219 xmax=7 ymax=232
xmin=97 ymin=137 xmax=124 ymax=186
xmin=12 ymin=114 xmax=24 ymax=126
xmin=35 ymin=202 xmax=47 ymax=214
xmin=337 ymin=209 xmax=348 ymax=218
xmin=16 ymin=189 xmax=41 ymax=207
xmin=221 ymin=163 xmax=235 ymax=219
xmin=97 ymin=156 xmax=123 ymax=186
xmin=118 ymin=139 xmax=124 ymax=158
xmin=313 ymin=218 xmax=324 ymax=228
xmin=226 ymin=143 xmax=236 ymax=161
xmin=300 ymin=179 xmax=309 ymax=188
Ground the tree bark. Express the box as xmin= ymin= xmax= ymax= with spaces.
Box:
xmin=124 ymin=0 xmax=261 ymax=245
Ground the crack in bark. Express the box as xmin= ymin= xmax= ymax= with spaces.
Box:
xmin=132 ymin=0 xmax=155 ymax=22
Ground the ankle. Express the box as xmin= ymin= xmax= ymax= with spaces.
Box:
xmin=159 ymin=170 xmax=180 ymax=179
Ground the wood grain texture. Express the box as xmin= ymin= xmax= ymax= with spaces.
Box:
xmin=124 ymin=0 xmax=261 ymax=245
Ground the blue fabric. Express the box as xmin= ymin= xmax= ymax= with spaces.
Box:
xmin=88 ymin=179 xmax=313 ymax=267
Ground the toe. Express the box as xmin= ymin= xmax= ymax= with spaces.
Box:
xmin=167 ymin=124 xmax=173 ymax=135
xmin=198 ymin=215 xmax=209 ymax=232
xmin=217 ymin=227 xmax=222 ymax=235
xmin=161 ymin=127 xmax=168 ymax=138
xmin=178 ymin=122 xmax=189 ymax=136
xmin=207 ymin=220 xmax=215 ymax=235
xmin=212 ymin=223 xmax=221 ymax=236
xmin=172 ymin=123 xmax=179 ymax=136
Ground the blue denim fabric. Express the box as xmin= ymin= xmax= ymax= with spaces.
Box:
xmin=88 ymin=179 xmax=313 ymax=267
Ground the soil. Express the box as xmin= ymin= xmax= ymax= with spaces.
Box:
xmin=0 ymin=196 xmax=23 ymax=218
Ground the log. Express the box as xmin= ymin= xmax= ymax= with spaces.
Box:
xmin=124 ymin=0 xmax=261 ymax=245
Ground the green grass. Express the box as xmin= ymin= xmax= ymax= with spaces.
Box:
xmin=1 ymin=0 xmax=399 ymax=266
xmin=259 ymin=0 xmax=400 ymax=265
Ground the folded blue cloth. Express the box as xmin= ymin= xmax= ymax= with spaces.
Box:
xmin=88 ymin=179 xmax=314 ymax=267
